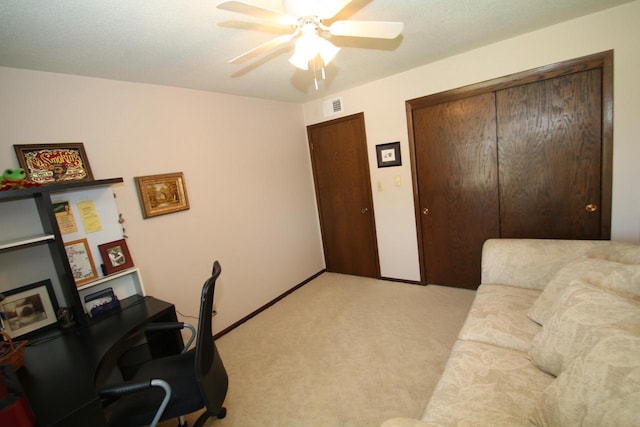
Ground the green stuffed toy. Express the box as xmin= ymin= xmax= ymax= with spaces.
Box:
xmin=1 ymin=168 xmax=41 ymax=191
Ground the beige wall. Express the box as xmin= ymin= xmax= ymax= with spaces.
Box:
xmin=0 ymin=68 xmax=324 ymax=334
xmin=303 ymin=1 xmax=640 ymax=281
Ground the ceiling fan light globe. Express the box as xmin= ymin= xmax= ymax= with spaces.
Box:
xmin=317 ymin=37 xmax=340 ymax=65
xmin=289 ymin=32 xmax=318 ymax=69
xmin=289 ymin=51 xmax=310 ymax=70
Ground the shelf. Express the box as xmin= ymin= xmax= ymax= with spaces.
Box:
xmin=0 ymin=176 xmax=137 ymax=329
xmin=76 ymin=267 xmax=141 ymax=291
xmin=0 ymin=178 xmax=124 ymax=202
xmin=0 ymin=233 xmax=55 ymax=250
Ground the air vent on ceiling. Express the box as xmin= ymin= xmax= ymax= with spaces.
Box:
xmin=323 ymin=97 xmax=343 ymax=117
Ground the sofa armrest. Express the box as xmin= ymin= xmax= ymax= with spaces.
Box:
xmin=380 ymin=418 xmax=445 ymax=427
xmin=481 ymin=239 xmax=608 ymax=290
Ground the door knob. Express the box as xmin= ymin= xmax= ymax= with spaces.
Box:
xmin=361 ymin=208 xmax=369 ymax=214
xmin=422 ymin=208 xmax=429 ymax=215
xmin=585 ymin=204 xmax=598 ymax=213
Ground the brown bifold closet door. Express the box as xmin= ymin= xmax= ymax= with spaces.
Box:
xmin=408 ymin=51 xmax=612 ymax=289
xmin=496 ymin=68 xmax=603 ymax=239
xmin=412 ymin=92 xmax=500 ymax=289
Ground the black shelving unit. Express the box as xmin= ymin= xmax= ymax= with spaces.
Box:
xmin=1 ymin=178 xmax=125 ymax=327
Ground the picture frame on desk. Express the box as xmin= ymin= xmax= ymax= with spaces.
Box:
xmin=0 ymin=279 xmax=59 ymax=339
xmin=135 ymin=172 xmax=190 ymax=218
xmin=98 ymin=239 xmax=134 ymax=275
xmin=65 ymin=238 xmax=99 ymax=286
xmin=13 ymin=142 xmax=94 ymax=184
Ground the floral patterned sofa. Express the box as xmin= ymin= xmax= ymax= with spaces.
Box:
xmin=382 ymin=239 xmax=640 ymax=427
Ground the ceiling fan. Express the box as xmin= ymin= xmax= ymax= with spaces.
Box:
xmin=217 ymin=0 xmax=404 ymax=87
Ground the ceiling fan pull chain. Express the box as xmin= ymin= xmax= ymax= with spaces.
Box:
xmin=312 ymin=56 xmax=319 ymax=90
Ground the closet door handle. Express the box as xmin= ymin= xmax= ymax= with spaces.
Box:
xmin=361 ymin=208 xmax=369 ymax=214
xmin=585 ymin=204 xmax=598 ymax=213
xmin=422 ymin=208 xmax=430 ymax=215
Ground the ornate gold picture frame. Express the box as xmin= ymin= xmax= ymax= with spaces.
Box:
xmin=135 ymin=172 xmax=190 ymax=219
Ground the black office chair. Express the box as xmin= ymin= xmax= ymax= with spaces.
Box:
xmin=100 ymin=261 xmax=228 ymax=427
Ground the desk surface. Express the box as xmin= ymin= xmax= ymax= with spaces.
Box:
xmin=17 ymin=296 xmax=179 ymax=427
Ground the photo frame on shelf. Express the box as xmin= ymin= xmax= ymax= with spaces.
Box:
xmin=135 ymin=172 xmax=190 ymax=218
xmin=98 ymin=239 xmax=134 ymax=275
xmin=376 ymin=141 xmax=402 ymax=168
xmin=0 ymin=279 xmax=59 ymax=339
xmin=64 ymin=238 xmax=98 ymax=286
xmin=13 ymin=142 xmax=94 ymax=184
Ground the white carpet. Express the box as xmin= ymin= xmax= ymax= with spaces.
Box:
xmin=162 ymin=272 xmax=475 ymax=427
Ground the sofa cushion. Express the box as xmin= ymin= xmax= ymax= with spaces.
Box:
xmin=580 ymin=263 xmax=640 ymax=301
xmin=586 ymin=241 xmax=640 ymax=264
xmin=528 ymin=257 xmax=633 ymax=325
xmin=458 ymin=284 xmax=541 ymax=352
xmin=530 ymin=330 xmax=640 ymax=427
xmin=529 ymin=282 xmax=640 ymax=376
xmin=422 ymin=340 xmax=553 ymax=427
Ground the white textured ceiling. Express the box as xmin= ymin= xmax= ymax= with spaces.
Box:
xmin=0 ymin=0 xmax=632 ymax=103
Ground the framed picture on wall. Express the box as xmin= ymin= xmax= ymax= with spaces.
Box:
xmin=376 ymin=142 xmax=402 ymax=168
xmin=13 ymin=143 xmax=94 ymax=184
xmin=98 ymin=239 xmax=134 ymax=275
xmin=134 ymin=172 xmax=190 ymax=218
xmin=64 ymin=238 xmax=98 ymax=286
xmin=0 ymin=279 xmax=59 ymax=339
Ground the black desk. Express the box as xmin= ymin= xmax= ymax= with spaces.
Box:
xmin=17 ymin=296 xmax=183 ymax=427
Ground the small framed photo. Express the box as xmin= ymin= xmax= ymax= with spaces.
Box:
xmin=376 ymin=141 xmax=402 ymax=168
xmin=135 ymin=172 xmax=190 ymax=219
xmin=98 ymin=239 xmax=134 ymax=275
xmin=13 ymin=143 xmax=94 ymax=184
xmin=64 ymin=238 xmax=98 ymax=286
xmin=0 ymin=279 xmax=59 ymax=339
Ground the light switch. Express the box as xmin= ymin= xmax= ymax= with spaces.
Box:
xmin=394 ymin=175 xmax=402 ymax=187
xmin=377 ymin=181 xmax=383 ymax=191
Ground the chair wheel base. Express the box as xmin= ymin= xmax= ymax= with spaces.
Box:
xmin=217 ymin=407 xmax=227 ymax=419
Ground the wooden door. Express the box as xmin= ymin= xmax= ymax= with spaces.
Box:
xmin=497 ymin=69 xmax=603 ymax=239
xmin=408 ymin=51 xmax=612 ymax=289
xmin=307 ymin=113 xmax=380 ymax=278
xmin=412 ymin=93 xmax=500 ymax=288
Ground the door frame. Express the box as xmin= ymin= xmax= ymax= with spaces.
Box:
xmin=406 ymin=50 xmax=613 ymax=284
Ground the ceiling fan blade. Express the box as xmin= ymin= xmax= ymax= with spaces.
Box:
xmin=229 ymin=33 xmax=296 ymax=64
xmin=316 ymin=0 xmax=352 ymax=20
xmin=329 ymin=20 xmax=404 ymax=39
xmin=217 ymin=0 xmax=297 ymax=26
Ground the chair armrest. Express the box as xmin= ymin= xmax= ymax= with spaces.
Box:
xmin=144 ymin=322 xmax=196 ymax=352
xmin=99 ymin=379 xmax=172 ymax=427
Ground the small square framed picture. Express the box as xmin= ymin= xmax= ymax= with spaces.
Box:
xmin=376 ymin=142 xmax=402 ymax=168
xmin=98 ymin=239 xmax=134 ymax=275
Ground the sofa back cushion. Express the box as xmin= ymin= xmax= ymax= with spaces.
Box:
xmin=528 ymin=258 xmax=628 ymax=325
xmin=586 ymin=241 xmax=640 ymax=264
xmin=530 ymin=330 xmax=640 ymax=427
xmin=529 ymin=281 xmax=640 ymax=376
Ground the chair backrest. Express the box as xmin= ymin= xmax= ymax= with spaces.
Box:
xmin=194 ymin=261 xmax=228 ymax=414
